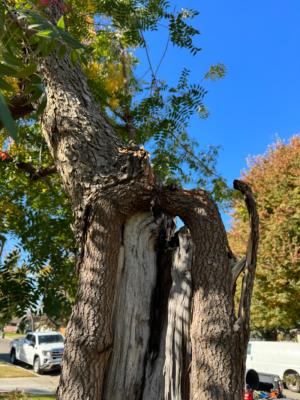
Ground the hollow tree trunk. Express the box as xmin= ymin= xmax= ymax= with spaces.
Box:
xmin=38 ymin=6 xmax=259 ymax=399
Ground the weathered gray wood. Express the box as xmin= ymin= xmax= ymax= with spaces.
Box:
xmin=104 ymin=213 xmax=162 ymax=400
xmin=164 ymin=228 xmax=192 ymax=400
xmin=104 ymin=217 xmax=193 ymax=400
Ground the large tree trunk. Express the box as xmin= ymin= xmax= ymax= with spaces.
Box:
xmin=38 ymin=7 xmax=259 ymax=399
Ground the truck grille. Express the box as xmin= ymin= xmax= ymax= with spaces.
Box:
xmin=51 ymin=349 xmax=63 ymax=360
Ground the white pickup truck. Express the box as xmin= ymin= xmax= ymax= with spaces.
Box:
xmin=10 ymin=331 xmax=64 ymax=374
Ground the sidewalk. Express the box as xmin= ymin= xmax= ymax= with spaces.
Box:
xmin=0 ymin=375 xmax=58 ymax=395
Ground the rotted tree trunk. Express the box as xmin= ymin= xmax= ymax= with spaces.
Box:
xmin=38 ymin=7 xmax=259 ymax=400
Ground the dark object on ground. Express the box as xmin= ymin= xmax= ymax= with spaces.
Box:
xmin=246 ymin=369 xmax=260 ymax=390
xmin=246 ymin=370 xmax=286 ymax=398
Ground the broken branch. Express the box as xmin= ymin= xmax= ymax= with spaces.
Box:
xmin=233 ymin=179 xmax=259 ymax=329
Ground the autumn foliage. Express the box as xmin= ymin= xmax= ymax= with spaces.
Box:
xmin=0 ymin=151 xmax=9 ymax=161
xmin=229 ymin=136 xmax=300 ymax=333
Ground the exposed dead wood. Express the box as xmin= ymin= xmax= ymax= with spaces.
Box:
xmin=164 ymin=227 xmax=192 ymax=400
xmin=233 ymin=179 xmax=259 ymax=329
xmin=231 ymin=256 xmax=246 ymax=289
xmin=103 ymin=213 xmax=162 ymax=400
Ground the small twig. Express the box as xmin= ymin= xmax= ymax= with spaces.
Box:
xmin=168 ymin=130 xmax=222 ymax=180
xmin=140 ymin=31 xmax=157 ymax=93
xmin=154 ymin=33 xmax=170 ymax=77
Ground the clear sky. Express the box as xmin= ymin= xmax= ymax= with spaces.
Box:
xmin=138 ymin=0 xmax=300 ymax=189
xmin=2 ymin=1 xmax=300 ymax=256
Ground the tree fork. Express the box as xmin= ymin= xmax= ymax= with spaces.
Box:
xmin=32 ymin=6 xmax=259 ymax=397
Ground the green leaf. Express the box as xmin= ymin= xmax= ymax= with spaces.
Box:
xmin=0 ymin=93 xmax=18 ymax=140
xmin=57 ymin=16 xmax=65 ymax=30
xmin=59 ymin=31 xmax=83 ymax=49
xmin=16 ymin=64 xmax=37 ymax=79
xmin=0 ymin=63 xmax=19 ymax=77
xmin=35 ymin=93 xmax=47 ymax=116
xmin=36 ymin=29 xmax=54 ymax=38
xmin=2 ymin=51 xmax=23 ymax=68
xmin=0 ymin=78 xmax=13 ymax=91
xmin=58 ymin=44 xmax=67 ymax=58
xmin=70 ymin=49 xmax=79 ymax=64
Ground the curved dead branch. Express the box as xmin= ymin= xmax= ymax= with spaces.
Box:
xmin=233 ymin=179 xmax=259 ymax=330
xmin=231 ymin=256 xmax=246 ymax=289
xmin=0 ymin=234 xmax=6 ymax=258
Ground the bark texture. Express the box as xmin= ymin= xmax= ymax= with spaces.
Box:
xmin=35 ymin=8 xmax=259 ymax=399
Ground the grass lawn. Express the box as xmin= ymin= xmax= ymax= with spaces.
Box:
xmin=3 ymin=333 xmax=25 ymax=340
xmin=0 ymin=394 xmax=55 ymax=399
xmin=0 ymin=361 xmax=36 ymax=378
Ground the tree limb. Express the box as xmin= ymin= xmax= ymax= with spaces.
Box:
xmin=0 ymin=234 xmax=6 ymax=259
xmin=233 ymin=179 xmax=259 ymax=330
xmin=0 ymin=95 xmax=34 ymax=130
xmin=119 ymin=43 xmax=136 ymax=141
xmin=16 ymin=162 xmax=57 ymax=181
xmin=231 ymin=256 xmax=246 ymax=289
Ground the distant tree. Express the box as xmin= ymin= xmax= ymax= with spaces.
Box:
xmin=0 ymin=249 xmax=36 ymax=326
xmin=229 ymin=136 xmax=300 ymax=335
xmin=0 ymin=125 xmax=76 ymax=325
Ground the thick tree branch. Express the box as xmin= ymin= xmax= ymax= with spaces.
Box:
xmin=233 ymin=179 xmax=259 ymax=329
xmin=0 ymin=95 xmax=34 ymax=130
xmin=231 ymin=256 xmax=246 ymax=289
xmin=119 ymin=44 xmax=136 ymax=141
xmin=16 ymin=161 xmax=56 ymax=181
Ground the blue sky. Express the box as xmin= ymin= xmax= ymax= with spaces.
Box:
xmin=138 ymin=0 xmax=300 ymax=188
xmin=2 ymin=0 xmax=300 ymax=256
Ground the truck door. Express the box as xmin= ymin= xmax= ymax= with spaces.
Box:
xmin=22 ymin=334 xmax=35 ymax=365
xmin=18 ymin=334 xmax=30 ymax=362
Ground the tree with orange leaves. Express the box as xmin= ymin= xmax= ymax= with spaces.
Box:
xmin=229 ymin=136 xmax=300 ymax=337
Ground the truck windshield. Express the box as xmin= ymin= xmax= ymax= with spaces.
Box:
xmin=38 ymin=335 xmax=64 ymax=344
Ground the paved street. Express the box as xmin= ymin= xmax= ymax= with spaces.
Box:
xmin=0 ymin=339 xmax=10 ymax=363
xmin=0 ymin=339 xmax=59 ymax=395
xmin=284 ymin=390 xmax=300 ymax=400
xmin=1 ymin=338 xmax=300 ymax=398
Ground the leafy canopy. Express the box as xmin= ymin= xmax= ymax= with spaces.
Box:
xmin=0 ymin=0 xmax=228 ymax=321
xmin=0 ymin=0 xmax=227 ymax=188
xmin=0 ymin=249 xmax=36 ymax=326
xmin=0 ymin=125 xmax=76 ymax=323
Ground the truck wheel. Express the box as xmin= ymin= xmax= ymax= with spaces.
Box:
xmin=10 ymin=349 xmax=17 ymax=365
xmin=284 ymin=370 xmax=300 ymax=392
xmin=33 ymin=356 xmax=42 ymax=374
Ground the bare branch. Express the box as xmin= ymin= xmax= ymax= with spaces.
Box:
xmin=0 ymin=95 xmax=34 ymax=130
xmin=231 ymin=256 xmax=246 ymax=289
xmin=3 ymin=156 xmax=56 ymax=181
xmin=16 ymin=162 xmax=57 ymax=181
xmin=119 ymin=44 xmax=136 ymax=141
xmin=233 ymin=179 xmax=259 ymax=329
xmin=0 ymin=234 xmax=6 ymax=259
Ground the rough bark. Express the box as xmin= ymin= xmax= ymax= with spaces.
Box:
xmin=34 ymin=7 xmax=259 ymax=399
